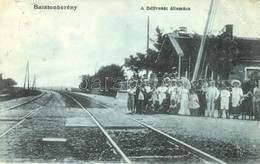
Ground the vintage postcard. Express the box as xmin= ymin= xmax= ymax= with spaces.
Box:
xmin=0 ymin=0 xmax=259 ymax=163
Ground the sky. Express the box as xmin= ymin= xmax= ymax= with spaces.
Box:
xmin=0 ymin=0 xmax=259 ymax=88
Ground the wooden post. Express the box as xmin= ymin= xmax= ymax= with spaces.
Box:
xmin=146 ymin=16 xmax=150 ymax=78
xmin=205 ymin=64 xmax=208 ymax=79
xmin=178 ymin=57 xmax=181 ymax=78
xmin=27 ymin=61 xmax=30 ymax=91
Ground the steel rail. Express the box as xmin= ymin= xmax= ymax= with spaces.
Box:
xmin=0 ymin=92 xmax=53 ymax=139
xmin=3 ymin=91 xmax=46 ymax=111
xmin=64 ymin=93 xmax=131 ymax=164
xmin=73 ymin=93 xmax=227 ymax=164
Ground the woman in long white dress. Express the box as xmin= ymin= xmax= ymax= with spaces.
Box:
xmin=178 ymin=79 xmax=190 ymax=115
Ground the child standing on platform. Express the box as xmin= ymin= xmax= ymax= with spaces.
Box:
xmin=219 ymin=85 xmax=231 ymax=118
xmin=168 ymin=99 xmax=178 ymax=114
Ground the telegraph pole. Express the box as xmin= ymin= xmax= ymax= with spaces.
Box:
xmin=32 ymin=74 xmax=36 ymax=90
xmin=27 ymin=61 xmax=30 ymax=91
xmin=192 ymin=0 xmax=218 ymax=81
xmin=95 ymin=62 xmax=97 ymax=74
xmin=146 ymin=16 xmax=150 ymax=77
xmin=23 ymin=61 xmax=30 ymax=91
xmin=35 ymin=75 xmax=36 ymax=90
xmin=147 ymin=16 xmax=149 ymax=51
xmin=23 ymin=61 xmax=28 ymax=89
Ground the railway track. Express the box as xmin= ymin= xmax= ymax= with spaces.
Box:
xmin=63 ymin=92 xmax=131 ymax=163
xmin=0 ymin=91 xmax=228 ymax=163
xmin=0 ymin=91 xmax=46 ymax=111
xmin=64 ymin=92 xmax=227 ymax=163
xmin=0 ymin=92 xmax=53 ymax=139
xmin=0 ymin=91 xmax=121 ymax=162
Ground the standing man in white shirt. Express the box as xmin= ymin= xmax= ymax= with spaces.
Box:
xmin=206 ymin=81 xmax=220 ymax=117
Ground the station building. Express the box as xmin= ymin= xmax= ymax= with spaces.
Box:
xmin=157 ymin=25 xmax=260 ymax=82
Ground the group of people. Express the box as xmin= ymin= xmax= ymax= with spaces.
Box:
xmin=126 ymin=75 xmax=260 ymax=120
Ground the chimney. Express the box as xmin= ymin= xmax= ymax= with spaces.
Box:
xmin=179 ymin=26 xmax=187 ymax=33
xmin=225 ymin=24 xmax=233 ymax=37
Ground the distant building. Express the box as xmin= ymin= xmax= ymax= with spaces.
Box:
xmin=157 ymin=25 xmax=260 ymax=82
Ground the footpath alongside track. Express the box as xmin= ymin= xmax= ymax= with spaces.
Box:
xmin=74 ymin=92 xmax=260 ymax=164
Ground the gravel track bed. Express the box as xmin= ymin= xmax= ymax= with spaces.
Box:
xmin=18 ymin=92 xmax=51 ymax=109
xmin=0 ymin=121 xmax=18 ymax=136
xmin=0 ymin=117 xmax=68 ymax=161
xmin=172 ymin=133 xmax=259 ymax=164
xmin=60 ymin=92 xmax=81 ymax=108
xmin=0 ymin=92 xmax=51 ymax=118
xmin=88 ymin=108 xmax=143 ymax=128
xmin=0 ymin=119 xmax=119 ymax=162
xmin=66 ymin=94 xmax=105 ymax=108
xmin=146 ymin=118 xmax=260 ymax=164
xmin=0 ymin=114 xmax=120 ymax=162
xmin=66 ymin=127 xmax=120 ymax=161
xmin=108 ymin=129 xmax=202 ymax=163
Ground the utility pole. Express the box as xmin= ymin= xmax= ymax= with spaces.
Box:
xmin=27 ymin=61 xmax=30 ymax=91
xmin=192 ymin=0 xmax=218 ymax=81
xmin=95 ymin=62 xmax=97 ymax=74
xmin=35 ymin=75 xmax=36 ymax=90
xmin=23 ymin=61 xmax=30 ymax=91
xmin=147 ymin=16 xmax=149 ymax=51
xmin=178 ymin=57 xmax=181 ymax=79
xmin=23 ymin=61 xmax=28 ymax=89
xmin=146 ymin=16 xmax=150 ymax=77
xmin=32 ymin=74 xmax=36 ymax=90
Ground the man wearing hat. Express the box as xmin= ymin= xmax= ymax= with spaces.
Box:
xmin=164 ymin=77 xmax=171 ymax=86
xmin=135 ymin=81 xmax=145 ymax=114
xmin=206 ymin=81 xmax=220 ymax=117
xmin=144 ymin=78 xmax=152 ymax=107
xmin=127 ymin=81 xmax=136 ymax=114
xmin=197 ymin=79 xmax=207 ymax=116
xmin=150 ymin=78 xmax=158 ymax=104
